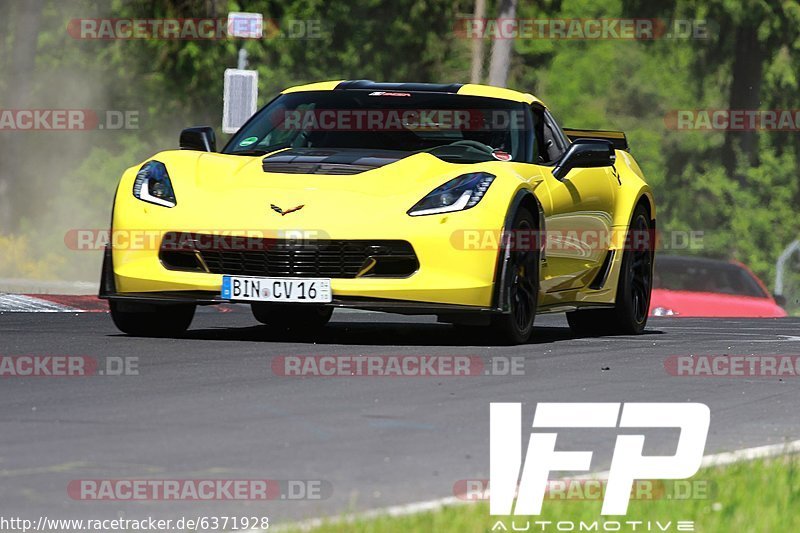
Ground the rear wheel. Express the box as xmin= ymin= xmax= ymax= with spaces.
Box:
xmin=566 ymin=204 xmax=653 ymax=336
xmin=109 ymin=301 xmax=195 ymax=337
xmin=490 ymin=207 xmax=540 ymax=345
xmin=251 ymin=303 xmax=333 ymax=331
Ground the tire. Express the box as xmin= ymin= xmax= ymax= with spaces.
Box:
xmin=109 ymin=300 xmax=195 ymax=337
xmin=566 ymin=204 xmax=653 ymax=336
xmin=490 ymin=207 xmax=540 ymax=344
xmin=251 ymin=303 xmax=333 ymax=331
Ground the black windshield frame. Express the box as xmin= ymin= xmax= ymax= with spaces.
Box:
xmin=222 ymin=90 xmax=535 ymax=163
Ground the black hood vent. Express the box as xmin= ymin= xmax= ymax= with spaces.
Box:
xmin=262 ymin=148 xmax=410 ymax=175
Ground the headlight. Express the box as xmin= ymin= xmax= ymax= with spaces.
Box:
xmin=408 ymin=172 xmax=495 ymax=216
xmin=132 ymin=161 xmax=176 ymax=207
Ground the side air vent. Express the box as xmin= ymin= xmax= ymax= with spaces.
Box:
xmin=589 ymin=250 xmax=615 ymax=290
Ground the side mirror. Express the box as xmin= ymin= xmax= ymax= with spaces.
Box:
xmin=180 ymin=126 xmax=216 ymax=152
xmin=773 ymin=293 xmax=787 ymax=307
xmin=552 ymin=139 xmax=615 ymax=181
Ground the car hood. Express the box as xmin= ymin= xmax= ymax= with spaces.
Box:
xmin=127 ymin=148 xmax=523 ymax=235
xmin=649 ymin=289 xmax=787 ymax=318
xmin=161 ymin=147 xmax=501 ymax=196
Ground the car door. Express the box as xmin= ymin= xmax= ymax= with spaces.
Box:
xmin=535 ymin=108 xmax=617 ymax=293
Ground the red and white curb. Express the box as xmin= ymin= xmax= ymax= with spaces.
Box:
xmin=0 ymin=294 xmax=242 ymax=313
xmin=0 ymin=294 xmax=108 ymax=313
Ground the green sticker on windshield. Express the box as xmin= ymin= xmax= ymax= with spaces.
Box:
xmin=239 ymin=136 xmax=258 ymax=147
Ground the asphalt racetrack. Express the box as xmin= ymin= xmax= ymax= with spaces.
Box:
xmin=1 ymin=308 xmax=799 ymax=527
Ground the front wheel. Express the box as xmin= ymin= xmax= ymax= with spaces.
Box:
xmin=109 ymin=301 xmax=195 ymax=337
xmin=567 ymin=204 xmax=653 ymax=336
xmin=490 ymin=207 xmax=540 ymax=344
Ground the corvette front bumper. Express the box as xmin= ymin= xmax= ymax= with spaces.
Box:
xmin=100 ymin=229 xmax=503 ymax=310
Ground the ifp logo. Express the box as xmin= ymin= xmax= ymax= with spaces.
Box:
xmin=490 ymin=402 xmax=710 ymax=515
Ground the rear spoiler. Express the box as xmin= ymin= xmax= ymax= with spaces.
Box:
xmin=563 ymin=128 xmax=628 ymax=151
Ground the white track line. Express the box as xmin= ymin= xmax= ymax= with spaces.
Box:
xmin=700 ymin=439 xmax=800 ymax=468
xmin=267 ymin=438 xmax=800 ymax=532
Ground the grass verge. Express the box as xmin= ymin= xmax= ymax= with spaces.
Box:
xmin=289 ymin=456 xmax=799 ymax=533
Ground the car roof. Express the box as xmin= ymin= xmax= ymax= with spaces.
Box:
xmin=281 ymin=80 xmax=545 ymax=106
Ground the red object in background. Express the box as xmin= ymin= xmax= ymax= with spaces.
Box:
xmin=649 ymin=255 xmax=787 ymax=318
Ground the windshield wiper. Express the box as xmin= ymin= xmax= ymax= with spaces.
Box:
xmin=229 ymin=143 xmax=294 ymax=157
xmin=230 ymin=149 xmax=271 ymax=156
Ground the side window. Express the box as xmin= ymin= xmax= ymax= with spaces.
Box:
xmin=532 ymin=106 xmax=568 ymax=164
xmin=542 ymin=110 xmax=569 ymax=163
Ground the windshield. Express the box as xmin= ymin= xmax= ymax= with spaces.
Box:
xmin=223 ymin=90 xmax=534 ymax=163
xmin=654 ymin=257 xmax=768 ymax=298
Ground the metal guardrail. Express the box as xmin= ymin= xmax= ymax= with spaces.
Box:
xmin=775 ymin=240 xmax=800 ymax=296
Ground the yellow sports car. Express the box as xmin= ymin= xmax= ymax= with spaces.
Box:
xmin=100 ymin=80 xmax=655 ymax=344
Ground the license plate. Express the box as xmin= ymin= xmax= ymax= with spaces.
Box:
xmin=221 ymin=276 xmax=332 ymax=303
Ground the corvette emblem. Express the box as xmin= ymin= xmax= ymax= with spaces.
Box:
xmin=270 ymin=204 xmax=304 ymax=216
